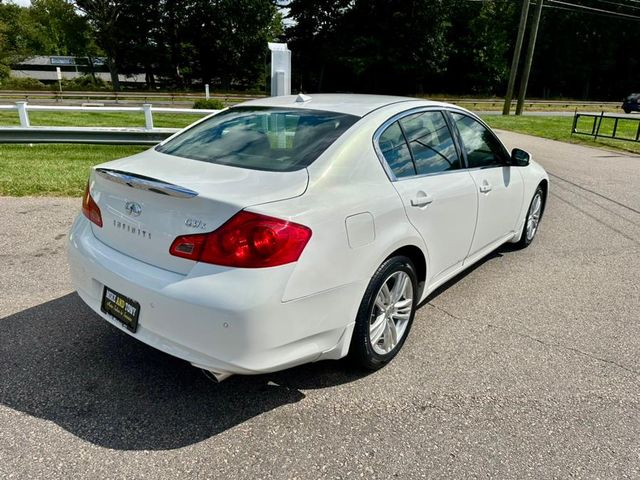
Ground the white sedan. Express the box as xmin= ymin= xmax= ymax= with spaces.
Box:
xmin=68 ymin=94 xmax=548 ymax=381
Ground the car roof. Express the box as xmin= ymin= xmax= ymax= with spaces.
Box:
xmin=236 ymin=93 xmax=449 ymax=117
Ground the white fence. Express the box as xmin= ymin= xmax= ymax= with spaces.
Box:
xmin=0 ymin=101 xmax=219 ymax=129
xmin=0 ymin=102 xmax=221 ymax=144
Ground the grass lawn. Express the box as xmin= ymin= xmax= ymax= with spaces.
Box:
xmin=458 ymin=102 xmax=621 ymax=113
xmin=0 ymin=144 xmax=146 ymax=196
xmin=0 ymin=111 xmax=206 ymax=196
xmin=483 ymin=115 xmax=640 ymax=155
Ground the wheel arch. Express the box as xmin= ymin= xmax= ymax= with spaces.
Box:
xmin=385 ymin=244 xmax=427 ymax=298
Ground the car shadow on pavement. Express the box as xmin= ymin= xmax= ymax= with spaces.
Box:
xmin=0 ymin=293 xmax=366 ymax=451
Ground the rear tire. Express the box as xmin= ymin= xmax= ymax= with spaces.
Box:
xmin=516 ymin=186 xmax=545 ymax=249
xmin=349 ymin=255 xmax=418 ymax=370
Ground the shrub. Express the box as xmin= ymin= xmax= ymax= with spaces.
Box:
xmin=58 ymin=75 xmax=110 ymax=91
xmin=0 ymin=64 xmax=10 ymax=80
xmin=193 ymin=98 xmax=225 ymax=110
xmin=0 ymin=76 xmax=46 ymax=90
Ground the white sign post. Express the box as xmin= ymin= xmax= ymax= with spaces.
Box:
xmin=55 ymin=67 xmax=62 ymax=93
xmin=205 ymin=84 xmax=210 ymax=100
xmin=267 ymin=43 xmax=291 ymax=97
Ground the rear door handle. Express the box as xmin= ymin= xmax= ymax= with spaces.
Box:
xmin=410 ymin=194 xmax=433 ymax=207
xmin=479 ymin=183 xmax=492 ymax=193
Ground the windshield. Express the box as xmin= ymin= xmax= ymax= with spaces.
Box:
xmin=156 ymin=107 xmax=359 ymax=172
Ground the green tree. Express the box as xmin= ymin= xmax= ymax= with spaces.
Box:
xmin=287 ymin=0 xmax=451 ymax=93
xmin=74 ymin=0 xmax=279 ymax=91
xmin=73 ymin=0 xmax=138 ymax=90
xmin=531 ymin=6 xmax=640 ymax=99
xmin=0 ymin=2 xmax=30 ymax=77
xmin=286 ymin=0 xmax=352 ymax=91
xmin=24 ymin=0 xmax=94 ymax=56
xmin=443 ymin=0 xmax=517 ymax=95
xmin=183 ymin=0 xmax=279 ymax=89
xmin=343 ymin=0 xmax=451 ymax=93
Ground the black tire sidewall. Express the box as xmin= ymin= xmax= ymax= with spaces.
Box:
xmin=349 ymin=255 xmax=418 ymax=370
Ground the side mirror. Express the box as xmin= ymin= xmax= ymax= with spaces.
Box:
xmin=511 ymin=148 xmax=531 ymax=167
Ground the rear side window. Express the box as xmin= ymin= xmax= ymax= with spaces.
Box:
xmin=451 ymin=113 xmax=508 ymax=168
xmin=156 ymin=107 xmax=359 ymax=172
xmin=399 ymin=111 xmax=460 ymax=175
xmin=378 ymin=122 xmax=416 ymax=178
xmin=377 ymin=110 xmax=461 ymax=179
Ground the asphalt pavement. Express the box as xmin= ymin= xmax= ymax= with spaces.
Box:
xmin=1 ymin=131 xmax=639 ymax=479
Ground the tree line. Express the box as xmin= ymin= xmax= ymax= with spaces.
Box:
xmin=0 ymin=0 xmax=637 ymax=99
xmin=287 ymin=0 xmax=639 ymax=100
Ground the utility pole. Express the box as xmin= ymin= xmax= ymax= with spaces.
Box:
xmin=516 ymin=0 xmax=544 ymax=115
xmin=502 ymin=0 xmax=531 ymax=115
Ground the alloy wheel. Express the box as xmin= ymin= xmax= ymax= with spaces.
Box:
xmin=526 ymin=192 xmax=542 ymax=241
xmin=369 ymin=271 xmax=414 ymax=355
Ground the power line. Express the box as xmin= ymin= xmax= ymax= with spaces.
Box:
xmin=582 ymin=0 xmax=640 ymax=11
xmin=545 ymin=3 xmax=640 ymax=19
xmin=465 ymin=0 xmax=640 ymax=7
xmin=465 ymin=0 xmax=640 ymax=21
xmin=547 ymin=0 xmax=640 ymax=18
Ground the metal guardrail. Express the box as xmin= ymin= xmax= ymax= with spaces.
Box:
xmin=572 ymin=111 xmax=640 ymax=143
xmin=0 ymin=90 xmax=261 ymax=100
xmin=0 ymin=90 xmax=262 ymax=107
xmin=0 ymin=102 xmax=218 ymax=144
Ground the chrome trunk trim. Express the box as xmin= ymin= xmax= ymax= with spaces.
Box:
xmin=95 ymin=168 xmax=198 ymax=198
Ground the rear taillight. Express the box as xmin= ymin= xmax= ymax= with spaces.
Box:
xmin=82 ymin=181 xmax=103 ymax=227
xmin=170 ymin=211 xmax=312 ymax=268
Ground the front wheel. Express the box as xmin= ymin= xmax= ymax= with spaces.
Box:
xmin=516 ymin=186 xmax=545 ymax=248
xmin=349 ymin=255 xmax=418 ymax=370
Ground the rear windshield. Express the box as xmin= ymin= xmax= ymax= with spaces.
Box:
xmin=156 ymin=107 xmax=359 ymax=172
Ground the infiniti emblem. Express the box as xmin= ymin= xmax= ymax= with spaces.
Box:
xmin=125 ymin=201 xmax=142 ymax=217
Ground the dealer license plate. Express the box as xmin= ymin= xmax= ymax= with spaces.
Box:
xmin=101 ymin=286 xmax=140 ymax=332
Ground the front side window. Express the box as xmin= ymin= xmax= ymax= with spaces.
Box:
xmin=451 ymin=113 xmax=508 ymax=168
xmin=156 ymin=107 xmax=359 ymax=172
xmin=399 ymin=111 xmax=460 ymax=175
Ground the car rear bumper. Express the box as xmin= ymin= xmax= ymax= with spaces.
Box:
xmin=67 ymin=215 xmax=361 ymax=375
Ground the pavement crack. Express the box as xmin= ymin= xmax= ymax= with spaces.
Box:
xmin=547 ymin=171 xmax=640 ymax=216
xmin=427 ymin=304 xmax=639 ymax=381
xmin=427 ymin=302 xmax=465 ymax=321
xmin=487 ymin=323 xmax=640 ymax=379
xmin=550 ymin=191 xmax=640 ymax=246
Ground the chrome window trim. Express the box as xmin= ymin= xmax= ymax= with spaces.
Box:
xmin=372 ymin=106 xmax=465 ymax=182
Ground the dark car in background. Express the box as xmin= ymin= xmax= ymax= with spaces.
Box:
xmin=622 ymin=94 xmax=640 ymax=113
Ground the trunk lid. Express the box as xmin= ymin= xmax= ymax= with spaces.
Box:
xmin=89 ymin=149 xmax=308 ymax=274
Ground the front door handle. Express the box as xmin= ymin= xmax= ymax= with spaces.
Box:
xmin=479 ymin=182 xmax=492 ymax=193
xmin=410 ymin=194 xmax=433 ymax=207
